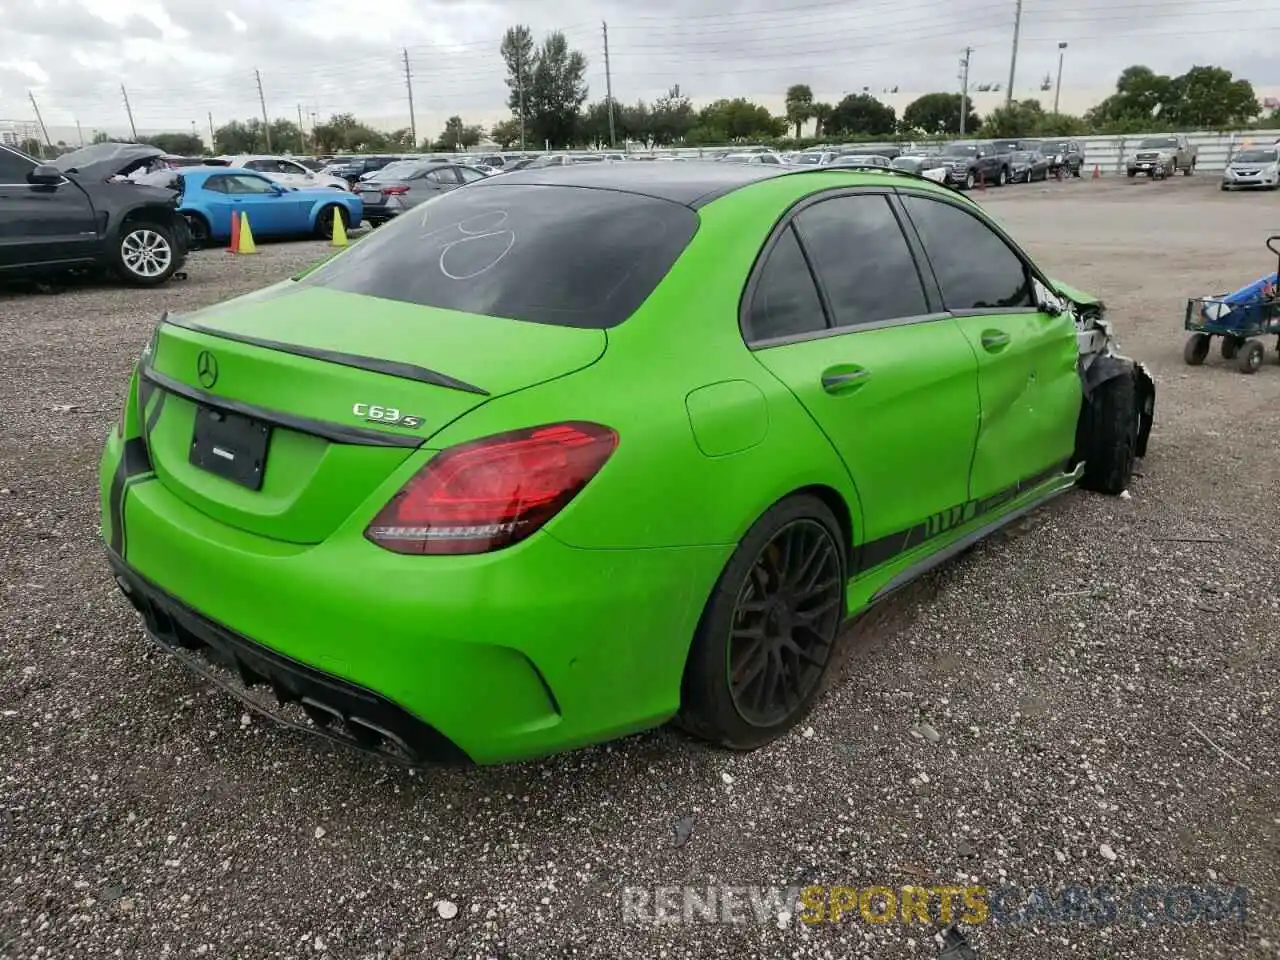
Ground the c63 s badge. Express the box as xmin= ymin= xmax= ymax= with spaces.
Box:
xmin=353 ymin=404 xmax=424 ymax=429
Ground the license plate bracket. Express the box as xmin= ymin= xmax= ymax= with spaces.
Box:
xmin=189 ymin=404 xmax=271 ymax=490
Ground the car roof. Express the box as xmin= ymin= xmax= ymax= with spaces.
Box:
xmin=473 ymin=160 xmax=796 ymax=207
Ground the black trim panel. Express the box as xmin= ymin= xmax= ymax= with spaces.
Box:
xmin=107 ymin=552 xmax=472 ymax=766
xmin=162 ymin=314 xmax=489 ymax=396
xmin=853 ymin=460 xmax=1070 ymax=577
xmin=140 ymin=365 xmax=423 ymax=449
xmin=107 ymin=437 xmax=154 ymax=556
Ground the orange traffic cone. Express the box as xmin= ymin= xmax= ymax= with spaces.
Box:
xmin=226 ymin=211 xmax=241 ymax=253
xmin=236 ymin=211 xmax=257 ymax=254
xmin=1092 ymin=164 xmax=1101 ymax=179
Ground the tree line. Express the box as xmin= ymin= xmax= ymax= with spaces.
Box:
xmin=17 ymin=45 xmax=1276 ymax=161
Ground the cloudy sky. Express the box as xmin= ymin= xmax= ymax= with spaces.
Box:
xmin=1 ymin=0 xmax=1278 ymax=142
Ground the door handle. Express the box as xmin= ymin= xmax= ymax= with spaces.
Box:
xmin=980 ymin=331 xmax=1010 ymax=351
xmin=821 ymin=368 xmax=870 ymax=393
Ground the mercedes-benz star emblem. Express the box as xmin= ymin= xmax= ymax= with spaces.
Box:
xmin=196 ymin=350 xmax=219 ymax=389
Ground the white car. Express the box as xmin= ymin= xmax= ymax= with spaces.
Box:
xmin=1221 ymin=147 xmax=1279 ymax=191
xmin=217 ymin=155 xmax=350 ymax=191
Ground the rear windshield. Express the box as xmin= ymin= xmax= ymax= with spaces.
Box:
xmin=299 ymin=183 xmax=699 ymax=329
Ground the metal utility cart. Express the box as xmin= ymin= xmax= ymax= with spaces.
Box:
xmin=1183 ymin=236 xmax=1280 ymax=374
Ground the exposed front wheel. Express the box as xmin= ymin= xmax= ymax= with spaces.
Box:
xmin=997 ymin=166 xmax=1008 ymax=186
xmin=1077 ymin=368 xmax=1140 ymax=495
xmin=115 ymin=222 xmax=178 ymax=287
xmin=184 ymin=213 xmax=211 ymax=247
xmin=964 ymin=171 xmax=976 ymax=190
xmin=677 ymin=495 xmax=846 ymax=750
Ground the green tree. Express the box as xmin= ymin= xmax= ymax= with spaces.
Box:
xmin=309 ymin=113 xmax=390 ymax=153
xmin=650 ymin=85 xmax=696 ymax=145
xmin=490 ymin=118 xmax=523 ymax=149
xmin=901 ymin=92 xmax=981 ymax=135
xmin=983 ymin=99 xmax=1043 ymax=138
xmin=1168 ymin=65 xmax=1259 ymax=127
xmin=142 ymin=132 xmax=205 ymax=155
xmin=784 ymin=83 xmax=814 ymax=138
xmin=500 ymin=24 xmax=536 ymax=144
xmin=690 ymin=98 xmax=785 ymax=142
xmin=439 ymin=116 xmax=466 ymax=150
xmin=811 ymin=102 xmax=833 ymax=137
xmin=1085 ymin=66 xmax=1175 ymax=128
xmin=826 ymin=93 xmax=896 ymax=137
xmin=213 ymin=117 xmax=302 ymax=154
xmin=526 ymin=31 xmax=589 ymax=148
xmin=91 ymin=130 xmax=112 ymax=144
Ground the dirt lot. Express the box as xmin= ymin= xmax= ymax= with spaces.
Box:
xmin=1 ymin=176 xmax=1277 ymax=960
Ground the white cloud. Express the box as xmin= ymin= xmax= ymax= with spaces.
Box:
xmin=1 ymin=0 xmax=1277 ymax=141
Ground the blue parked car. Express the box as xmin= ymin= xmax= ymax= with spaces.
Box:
xmin=136 ymin=166 xmax=362 ymax=246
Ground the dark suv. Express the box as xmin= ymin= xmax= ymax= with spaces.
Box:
xmin=322 ymin=155 xmax=402 ymax=185
xmin=0 ymin=143 xmax=188 ymax=287
xmin=1037 ymin=139 xmax=1085 ymax=177
xmin=933 ymin=142 xmax=1013 ymax=189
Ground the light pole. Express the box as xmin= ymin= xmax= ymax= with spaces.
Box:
xmin=1053 ymin=42 xmax=1068 ymax=114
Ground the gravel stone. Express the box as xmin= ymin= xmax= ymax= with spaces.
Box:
xmin=2 ymin=183 xmax=1278 ymax=958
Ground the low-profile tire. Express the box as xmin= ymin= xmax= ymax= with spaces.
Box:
xmin=114 ymin=221 xmax=178 ymax=287
xmin=314 ymin=205 xmax=350 ymax=240
xmin=1184 ymin=333 xmax=1211 ymax=365
xmin=1077 ymin=368 xmax=1139 ymax=495
xmin=1221 ymin=336 xmax=1242 ymax=360
xmin=677 ymin=494 xmax=846 ymax=750
xmin=183 ymin=213 xmax=211 ymax=248
xmin=1238 ymin=338 xmax=1265 ymax=374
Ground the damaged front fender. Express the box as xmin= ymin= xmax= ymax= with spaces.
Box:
xmin=1052 ymin=278 xmax=1156 ymax=460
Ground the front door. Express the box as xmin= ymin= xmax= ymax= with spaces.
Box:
xmin=744 ymin=191 xmax=982 ymax=576
xmin=0 ymin=150 xmax=98 ymax=268
xmin=897 ymin=192 xmax=1081 ymax=504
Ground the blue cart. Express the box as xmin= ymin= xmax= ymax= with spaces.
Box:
xmin=1184 ymin=236 xmax=1280 ymax=374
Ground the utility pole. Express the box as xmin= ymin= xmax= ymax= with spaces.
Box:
xmin=958 ymin=47 xmax=972 ymax=135
xmin=402 ymin=48 xmax=418 ymax=149
xmin=602 ymin=21 xmax=616 ymax=148
xmin=297 ymin=104 xmax=307 ymax=153
xmin=75 ymin=119 xmax=84 ymax=147
xmin=208 ymin=112 xmax=215 ymax=151
xmin=1005 ymin=0 xmax=1023 ymax=107
xmin=28 ymin=91 xmax=52 ymax=155
xmin=254 ymin=68 xmax=272 ymax=152
xmin=121 ymin=84 xmax=138 ymax=140
xmin=1053 ymin=42 xmax=1068 ymax=114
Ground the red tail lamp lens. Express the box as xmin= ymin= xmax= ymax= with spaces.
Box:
xmin=364 ymin=422 xmax=618 ymax=555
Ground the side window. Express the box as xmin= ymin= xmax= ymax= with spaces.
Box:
xmin=745 ymin=225 xmax=827 ymax=342
xmin=901 ymin=195 xmax=1034 ymax=311
xmin=0 ymin=148 xmax=36 ymax=182
xmin=243 ymin=159 xmax=270 ymax=171
xmin=204 ymin=176 xmax=230 ymax=193
xmin=279 ymin=160 xmax=306 ymax=175
xmin=457 ymin=167 xmax=486 ymax=183
xmin=793 ymin=195 xmax=930 ymax=327
xmin=226 ymin=174 xmax=278 ymax=194
xmin=423 ymin=169 xmax=452 ymax=185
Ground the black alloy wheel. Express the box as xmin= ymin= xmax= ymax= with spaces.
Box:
xmin=726 ymin=519 xmax=843 ymax=728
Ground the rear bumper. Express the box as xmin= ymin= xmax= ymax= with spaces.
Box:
xmin=99 ymin=428 xmax=726 ymax=765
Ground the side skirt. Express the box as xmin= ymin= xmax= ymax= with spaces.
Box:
xmin=850 ymin=463 xmax=1084 ymax=609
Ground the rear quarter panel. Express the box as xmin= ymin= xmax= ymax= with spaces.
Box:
xmin=419 ymin=175 xmax=866 ymax=553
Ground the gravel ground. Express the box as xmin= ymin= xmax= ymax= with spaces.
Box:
xmin=1 ymin=179 xmax=1278 ymax=960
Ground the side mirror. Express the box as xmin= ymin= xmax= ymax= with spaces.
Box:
xmin=27 ymin=164 xmax=63 ymax=186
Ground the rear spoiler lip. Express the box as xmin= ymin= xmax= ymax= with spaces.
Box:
xmin=139 ymin=363 xmax=423 ymax=449
xmin=159 ymin=312 xmax=490 ymax=396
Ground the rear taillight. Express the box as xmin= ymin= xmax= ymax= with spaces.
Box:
xmin=382 ymin=185 xmax=409 ymax=195
xmin=365 ymin=422 xmax=618 ymax=555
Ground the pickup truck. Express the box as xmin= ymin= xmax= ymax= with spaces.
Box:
xmin=933 ymin=141 xmax=1013 ymax=189
xmin=1126 ymin=135 xmax=1197 ymax=179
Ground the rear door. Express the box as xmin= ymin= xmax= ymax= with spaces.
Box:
xmin=745 ymin=190 xmax=981 ymax=572
xmin=898 ymin=191 xmax=1080 ymax=503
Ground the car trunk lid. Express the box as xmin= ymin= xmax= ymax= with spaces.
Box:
xmin=140 ymin=283 xmax=606 ymax=544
